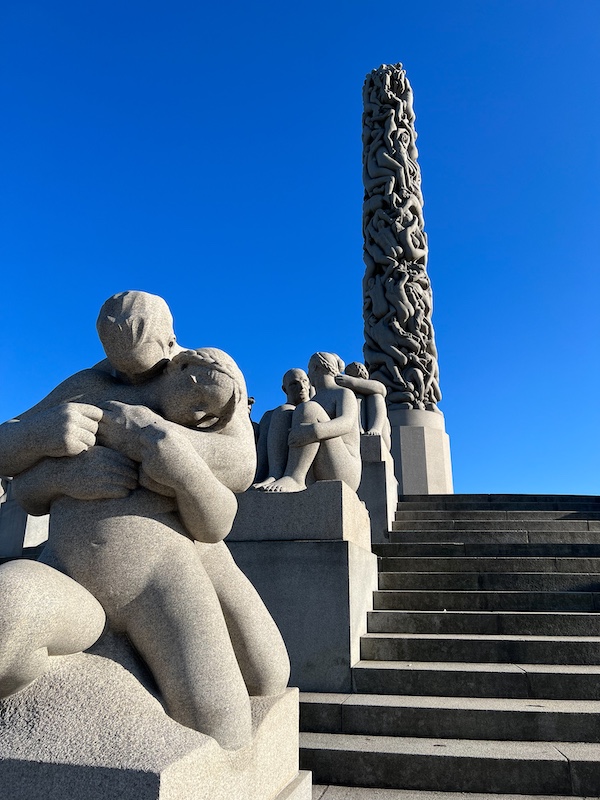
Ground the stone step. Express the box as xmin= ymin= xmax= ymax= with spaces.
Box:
xmin=391 ymin=519 xmax=600 ymax=532
xmin=300 ymin=731 xmax=600 ymax=794
xmin=378 ymin=572 xmax=600 ymax=592
xmin=351 ymin=660 xmax=600 ymax=699
xmin=373 ymin=589 xmax=600 ymax=612
xmin=373 ymin=542 xmax=600 ymax=557
xmin=394 ymin=510 xmax=600 ymax=521
xmin=360 ymin=632 xmax=600 ymax=665
xmin=367 ymin=610 xmax=600 ymax=636
xmin=300 ymin=692 xmax=600 ymax=743
xmin=313 ymin=785 xmax=595 ymax=800
xmin=378 ymin=556 xmax=600 ymax=573
xmin=398 ymin=493 xmax=600 ymax=507
xmin=388 ymin=529 xmax=600 ymax=544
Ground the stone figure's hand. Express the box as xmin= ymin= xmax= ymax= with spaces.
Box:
xmin=137 ymin=428 xmax=198 ymax=491
xmin=55 ymin=446 xmax=138 ymax=500
xmin=288 ymin=423 xmax=318 ymax=448
xmin=31 ymin=403 xmax=103 ymax=458
xmin=98 ymin=401 xmax=167 ymax=462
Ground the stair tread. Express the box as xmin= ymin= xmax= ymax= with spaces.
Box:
xmin=300 ymin=692 xmax=600 ymax=713
xmin=301 ymin=731 xmax=584 ymax=761
xmin=313 ymin=786 xmax=594 ymax=800
xmin=354 ymin=659 xmax=600 ymax=674
xmin=362 ymin=631 xmax=600 ymax=642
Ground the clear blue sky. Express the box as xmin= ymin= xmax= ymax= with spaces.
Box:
xmin=1 ymin=1 xmax=599 ymax=494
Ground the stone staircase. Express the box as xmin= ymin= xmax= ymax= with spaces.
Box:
xmin=300 ymin=494 xmax=600 ymax=798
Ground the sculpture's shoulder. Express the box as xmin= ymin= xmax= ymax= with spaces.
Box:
xmin=18 ymin=368 xmax=119 ymax=420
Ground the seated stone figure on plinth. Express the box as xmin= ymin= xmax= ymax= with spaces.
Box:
xmin=258 ymin=352 xmax=361 ymax=494
xmin=252 ymin=368 xmax=311 ymax=490
xmin=335 ymin=361 xmax=391 ymax=451
xmin=0 ymin=292 xmax=290 ymax=753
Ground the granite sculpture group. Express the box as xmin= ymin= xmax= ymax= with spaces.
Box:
xmin=0 ymin=290 xmax=394 ymax=799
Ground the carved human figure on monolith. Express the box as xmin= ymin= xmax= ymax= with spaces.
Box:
xmin=335 ymin=361 xmax=391 ymax=450
xmin=262 ymin=352 xmax=361 ymax=493
xmin=362 ymin=63 xmax=441 ymax=411
xmin=252 ymin=368 xmax=311 ymax=490
xmin=0 ymin=292 xmax=290 ymax=751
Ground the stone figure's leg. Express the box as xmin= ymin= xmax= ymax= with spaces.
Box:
xmin=197 ymin=541 xmax=290 ymax=696
xmin=118 ymin=546 xmax=252 ymax=750
xmin=264 ymin=401 xmax=325 ymax=493
xmin=253 ymin=406 xmax=295 ymax=489
xmin=0 ymin=560 xmax=106 ymax=698
xmin=365 ymin=394 xmax=392 ymax=449
xmin=312 ymin=436 xmax=362 ymax=492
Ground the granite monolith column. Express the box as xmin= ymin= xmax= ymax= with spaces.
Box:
xmin=362 ymin=63 xmax=453 ymax=494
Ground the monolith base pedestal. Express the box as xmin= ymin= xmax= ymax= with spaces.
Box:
xmin=388 ymin=408 xmax=453 ymax=495
xmin=228 ymin=482 xmax=377 ymax=693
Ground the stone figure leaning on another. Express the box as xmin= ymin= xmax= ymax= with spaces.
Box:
xmin=259 ymin=352 xmax=361 ymax=494
xmin=0 ymin=292 xmax=290 ymax=752
xmin=335 ymin=361 xmax=391 ymax=451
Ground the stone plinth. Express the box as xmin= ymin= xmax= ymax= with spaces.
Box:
xmin=357 ymin=434 xmax=398 ymax=543
xmin=228 ymin=482 xmax=377 ymax=692
xmin=0 ymin=636 xmax=309 ymax=800
xmin=388 ymin=408 xmax=453 ymax=495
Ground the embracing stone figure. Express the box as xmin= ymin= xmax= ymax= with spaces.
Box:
xmin=258 ymin=352 xmax=361 ymax=494
xmin=335 ymin=361 xmax=391 ymax=451
xmin=0 ymin=291 xmax=289 ymax=752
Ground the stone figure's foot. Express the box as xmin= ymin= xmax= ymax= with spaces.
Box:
xmin=263 ymin=476 xmax=306 ymax=493
xmin=251 ymin=478 xmax=276 ymax=490
xmin=364 ymin=429 xmax=380 ymax=436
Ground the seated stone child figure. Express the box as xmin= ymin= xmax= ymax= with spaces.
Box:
xmin=252 ymin=368 xmax=311 ymax=490
xmin=0 ymin=293 xmax=289 ymax=751
xmin=335 ymin=361 xmax=391 ymax=451
xmin=262 ymin=352 xmax=362 ymax=494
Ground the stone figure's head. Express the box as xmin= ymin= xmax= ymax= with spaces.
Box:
xmin=160 ymin=348 xmax=247 ymax=432
xmin=307 ymin=353 xmax=345 ymax=385
xmin=281 ymin=369 xmax=310 ymax=407
xmin=345 ymin=362 xmax=369 ymax=380
xmin=97 ymin=291 xmax=177 ymax=382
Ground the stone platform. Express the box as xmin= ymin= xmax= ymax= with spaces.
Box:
xmin=0 ymin=634 xmax=309 ymax=800
xmin=228 ymin=482 xmax=378 ymax=693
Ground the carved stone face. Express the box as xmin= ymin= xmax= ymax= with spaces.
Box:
xmin=282 ymin=369 xmax=310 ymax=407
xmin=161 ymin=361 xmax=235 ymax=429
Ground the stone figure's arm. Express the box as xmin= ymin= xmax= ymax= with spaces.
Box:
xmin=99 ymin=403 xmax=237 ymax=543
xmin=12 ymin=447 xmax=140 ymax=515
xmin=0 ymin=369 xmax=115 ymax=477
xmin=335 ymin=374 xmax=387 ymax=397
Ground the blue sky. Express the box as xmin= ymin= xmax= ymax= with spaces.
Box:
xmin=1 ymin=0 xmax=599 ymax=494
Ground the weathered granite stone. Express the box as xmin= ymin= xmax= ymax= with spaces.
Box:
xmin=357 ymin=433 xmax=398 ymax=542
xmin=228 ymin=482 xmax=377 ymax=692
xmin=253 ymin=369 xmax=311 ymax=488
xmin=362 ymin=64 xmax=440 ymax=413
xmin=259 ymin=354 xmax=361 ymax=494
xmin=0 ymin=637 xmax=303 ymax=800
xmin=336 ymin=362 xmax=391 ymax=450
xmin=0 ymin=293 xmax=293 ymax=764
xmin=389 ymin=407 xmax=453 ymax=494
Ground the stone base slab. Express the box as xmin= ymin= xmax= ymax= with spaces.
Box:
xmin=0 ymin=643 xmax=303 ymax=800
xmin=388 ymin=409 xmax=453 ymax=495
xmin=228 ymin=539 xmax=377 ymax=693
xmin=229 ymin=481 xmax=371 ymax=550
xmin=358 ymin=435 xmax=398 ymax=543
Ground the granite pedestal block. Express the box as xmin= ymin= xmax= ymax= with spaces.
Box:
xmin=357 ymin=434 xmax=398 ymax=543
xmin=228 ymin=482 xmax=377 ymax=693
xmin=0 ymin=635 xmax=309 ymax=800
xmin=388 ymin=408 xmax=453 ymax=495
